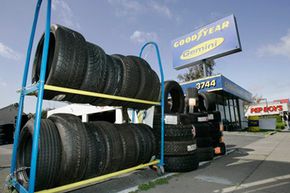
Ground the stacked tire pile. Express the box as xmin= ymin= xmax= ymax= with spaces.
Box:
xmin=32 ymin=24 xmax=160 ymax=109
xmin=194 ymin=114 xmax=215 ymax=162
xmin=156 ymin=81 xmax=226 ymax=165
xmin=153 ymin=81 xmax=199 ymax=172
xmin=0 ymin=125 xmax=6 ymax=145
xmin=190 ymin=99 xmax=226 ymax=160
xmin=16 ymin=114 xmax=156 ymax=191
xmin=153 ymin=120 xmax=199 ymax=172
xmin=208 ymin=111 xmax=226 ymax=155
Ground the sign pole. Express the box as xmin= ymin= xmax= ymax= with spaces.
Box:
xmin=202 ymin=61 xmax=207 ymax=77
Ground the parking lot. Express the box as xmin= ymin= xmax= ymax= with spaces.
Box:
xmin=2 ymin=131 xmax=289 ymax=193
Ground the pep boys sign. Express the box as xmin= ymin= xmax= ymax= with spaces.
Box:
xmin=246 ymin=103 xmax=289 ymax=116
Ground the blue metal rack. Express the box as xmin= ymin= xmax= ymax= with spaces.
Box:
xmin=8 ymin=1 xmax=165 ymax=193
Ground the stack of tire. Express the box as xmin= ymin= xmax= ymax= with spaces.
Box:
xmin=153 ymin=116 xmax=199 ymax=172
xmin=193 ymin=114 xmax=215 ymax=162
xmin=208 ymin=111 xmax=226 ymax=155
xmin=16 ymin=114 xmax=156 ymax=191
xmin=32 ymin=24 xmax=160 ymax=109
xmin=153 ymin=81 xmax=199 ymax=172
xmin=0 ymin=125 xmax=6 ymax=145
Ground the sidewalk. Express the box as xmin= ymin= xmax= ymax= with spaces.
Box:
xmin=144 ymin=132 xmax=290 ymax=193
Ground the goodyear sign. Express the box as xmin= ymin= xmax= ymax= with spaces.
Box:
xmin=172 ymin=15 xmax=241 ymax=69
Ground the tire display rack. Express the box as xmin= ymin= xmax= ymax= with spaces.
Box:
xmin=8 ymin=1 xmax=165 ymax=193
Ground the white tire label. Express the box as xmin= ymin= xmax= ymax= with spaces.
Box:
xmin=164 ymin=115 xmax=178 ymax=125
xmin=187 ymin=144 xmax=197 ymax=152
xmin=198 ymin=116 xmax=208 ymax=122
xmin=208 ymin=114 xmax=214 ymax=120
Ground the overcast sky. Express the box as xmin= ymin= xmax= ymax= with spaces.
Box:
xmin=1 ymin=0 xmax=290 ymax=113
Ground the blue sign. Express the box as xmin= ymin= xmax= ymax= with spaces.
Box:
xmin=221 ymin=76 xmax=252 ymax=102
xmin=180 ymin=74 xmax=252 ymax=102
xmin=180 ymin=75 xmax=223 ymax=93
xmin=172 ymin=15 xmax=241 ymax=70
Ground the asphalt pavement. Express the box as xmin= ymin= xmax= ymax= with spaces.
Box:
xmin=143 ymin=131 xmax=290 ymax=193
xmin=2 ymin=131 xmax=288 ymax=193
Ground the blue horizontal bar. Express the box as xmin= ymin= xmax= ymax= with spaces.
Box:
xmin=22 ymin=83 xmax=39 ymax=95
xmin=12 ymin=179 xmax=28 ymax=193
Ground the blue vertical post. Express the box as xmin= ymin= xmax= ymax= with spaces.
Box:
xmin=10 ymin=0 xmax=43 ymax=174
xmin=28 ymin=0 xmax=51 ymax=193
xmin=139 ymin=42 xmax=165 ymax=166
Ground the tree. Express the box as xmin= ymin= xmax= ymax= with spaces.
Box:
xmin=177 ymin=60 xmax=215 ymax=82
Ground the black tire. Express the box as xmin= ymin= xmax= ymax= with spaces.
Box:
xmin=131 ymin=124 xmax=148 ymax=165
xmin=163 ymin=81 xmax=185 ymax=113
xmin=0 ymin=138 xmax=5 ymax=145
xmin=71 ymin=42 xmax=107 ymax=104
xmin=164 ymin=153 xmax=199 ymax=172
xmin=0 ymin=125 xmax=4 ymax=134
xmin=48 ymin=114 xmax=88 ymax=185
xmin=115 ymin=124 xmax=139 ymax=169
xmin=32 ymin=24 xmax=87 ymax=101
xmin=194 ymin=123 xmax=210 ymax=138
xmin=208 ymin=111 xmax=221 ymax=122
xmin=186 ymin=87 xmax=199 ymax=98
xmin=90 ymin=122 xmax=111 ymax=175
xmin=163 ymin=140 xmax=197 ymax=155
xmin=141 ymin=124 xmax=158 ymax=157
xmin=135 ymin=124 xmax=156 ymax=163
xmin=153 ymin=113 xmax=208 ymax=125
xmin=198 ymin=93 xmax=217 ymax=112
xmin=210 ymin=131 xmax=223 ymax=139
xmin=0 ymin=132 xmax=6 ymax=145
xmin=128 ymin=56 xmax=150 ymax=100
xmin=109 ymin=55 xmax=140 ymax=107
xmin=153 ymin=124 xmax=194 ymax=141
xmin=95 ymin=55 xmax=119 ymax=106
xmin=196 ymin=137 xmax=212 ymax=148
xmin=105 ymin=56 xmax=125 ymax=106
xmin=127 ymin=56 xmax=155 ymax=109
xmin=95 ymin=121 xmax=123 ymax=173
xmin=16 ymin=119 xmax=62 ymax=190
xmin=208 ymin=122 xmax=221 ymax=133
xmin=217 ymin=142 xmax=226 ymax=155
xmin=197 ymin=147 xmax=214 ymax=162
xmin=83 ymin=123 xmax=106 ymax=178
xmin=187 ymin=112 xmax=209 ymax=123
xmin=150 ymin=71 xmax=161 ymax=102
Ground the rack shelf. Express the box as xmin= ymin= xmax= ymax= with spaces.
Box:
xmin=8 ymin=0 xmax=165 ymax=193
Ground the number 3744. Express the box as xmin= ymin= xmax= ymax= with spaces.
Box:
xmin=196 ymin=80 xmax=216 ymax=90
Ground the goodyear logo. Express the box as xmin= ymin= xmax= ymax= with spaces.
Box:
xmin=180 ymin=37 xmax=224 ymax=60
xmin=173 ymin=20 xmax=230 ymax=48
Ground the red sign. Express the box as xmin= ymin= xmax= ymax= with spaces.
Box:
xmin=250 ymin=105 xmax=283 ymax=114
xmin=273 ymin=99 xmax=289 ymax=104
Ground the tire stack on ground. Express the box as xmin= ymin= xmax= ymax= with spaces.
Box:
xmin=182 ymin=112 xmax=214 ymax=162
xmin=153 ymin=116 xmax=199 ymax=172
xmin=208 ymin=111 xmax=226 ymax=155
xmin=153 ymin=81 xmax=199 ymax=172
xmin=0 ymin=125 xmax=6 ymax=145
xmin=32 ymin=24 xmax=160 ymax=109
xmin=16 ymin=114 xmax=156 ymax=191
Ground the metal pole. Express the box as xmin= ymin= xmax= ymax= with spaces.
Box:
xmin=139 ymin=42 xmax=165 ymax=167
xmin=236 ymin=98 xmax=242 ymax=129
xmin=10 ymin=0 xmax=43 ymax=174
xmin=202 ymin=61 xmax=207 ymax=77
xmin=28 ymin=0 xmax=51 ymax=192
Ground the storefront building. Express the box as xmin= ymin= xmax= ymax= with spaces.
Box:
xmin=180 ymin=74 xmax=252 ymax=130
